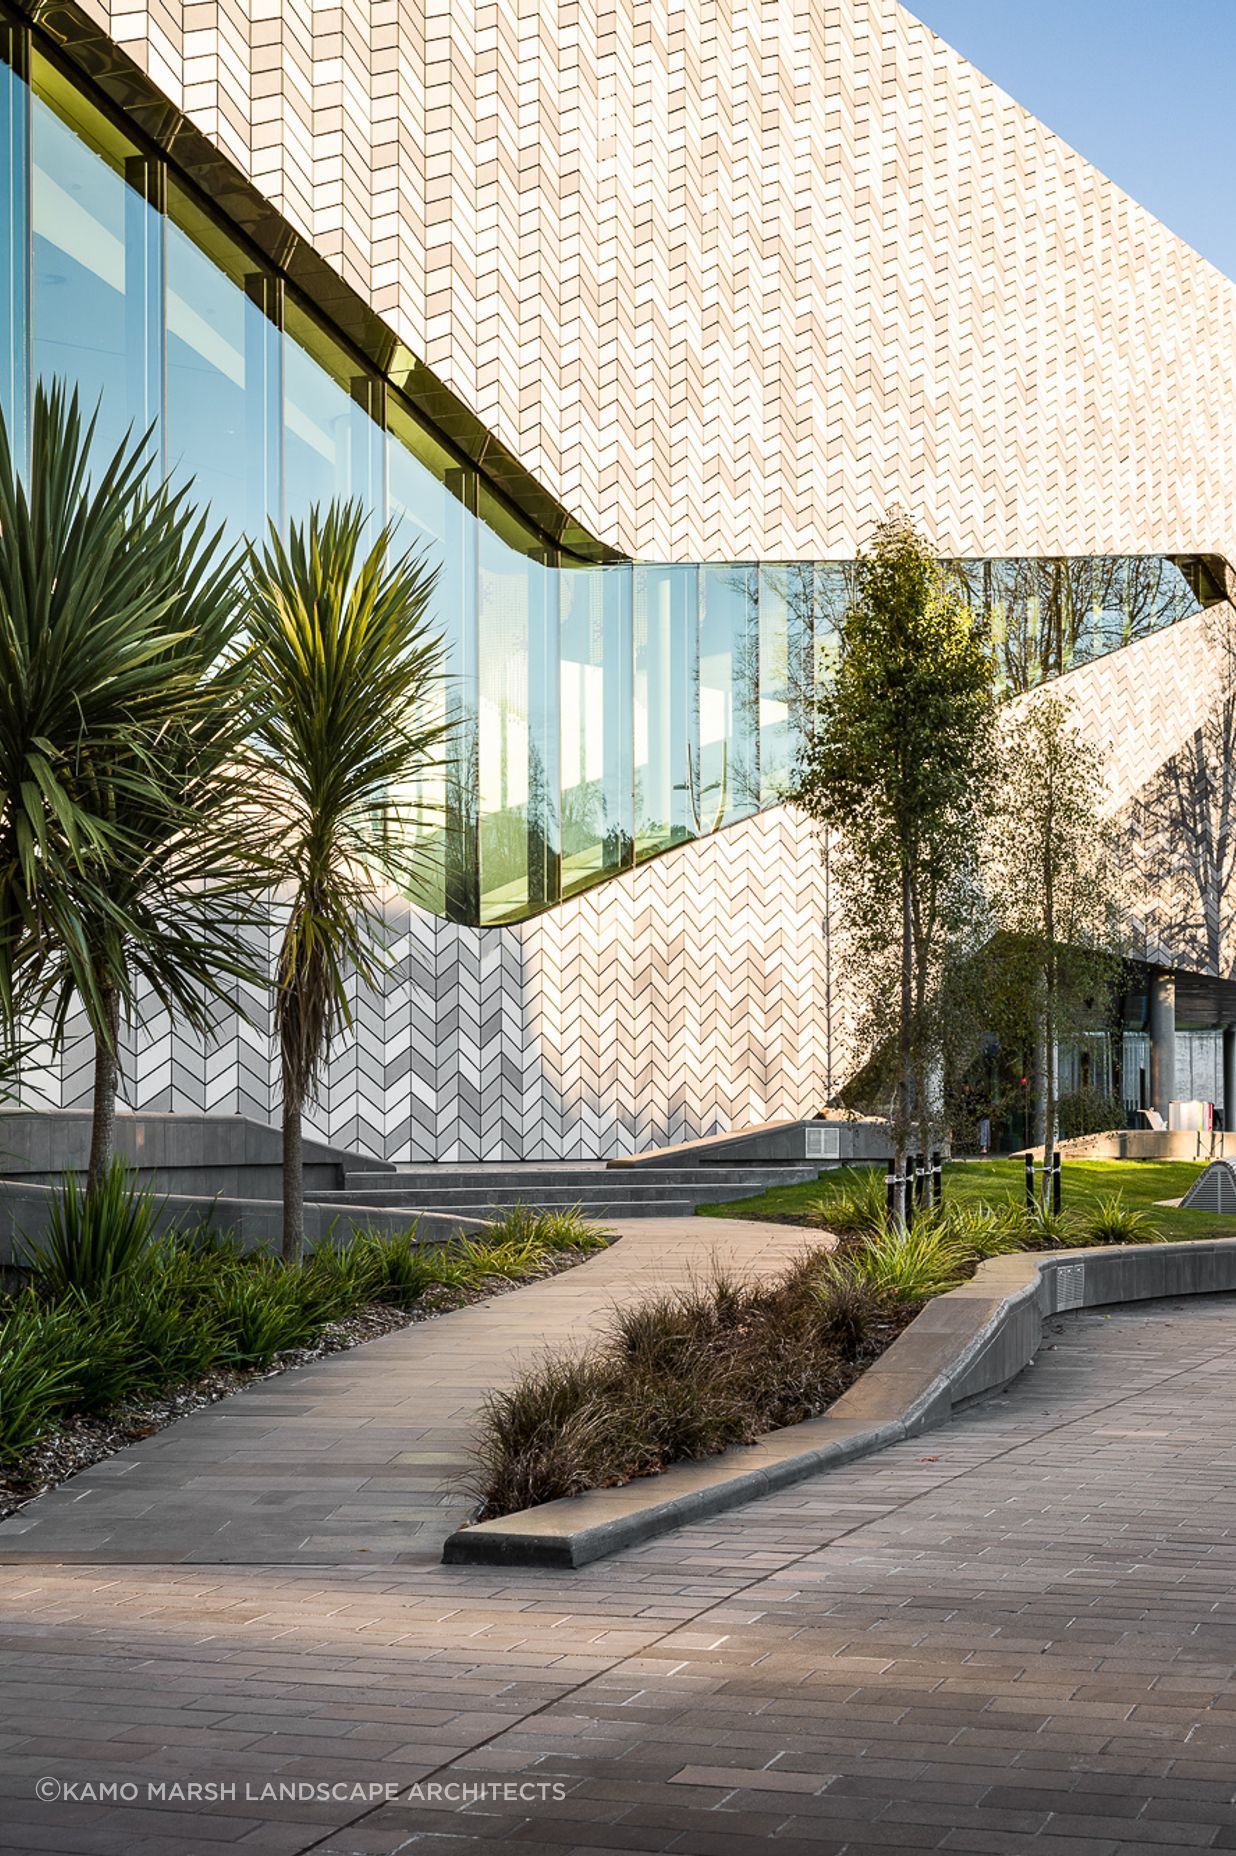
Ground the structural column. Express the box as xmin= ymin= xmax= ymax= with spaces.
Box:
xmin=1224 ymin=1023 xmax=1236 ymax=1133
xmin=1148 ymin=972 xmax=1176 ymax=1122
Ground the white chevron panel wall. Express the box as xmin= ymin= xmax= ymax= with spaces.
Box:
xmin=17 ymin=0 xmax=1236 ymax=1155
xmin=1009 ymin=607 xmax=1229 ymax=820
xmin=19 ymin=807 xmax=848 ymax=1161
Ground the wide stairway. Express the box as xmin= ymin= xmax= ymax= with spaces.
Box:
xmin=313 ymin=1160 xmax=824 ymax=1222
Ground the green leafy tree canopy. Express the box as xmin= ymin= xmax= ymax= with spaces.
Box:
xmin=793 ymin=511 xmax=996 ymax=1215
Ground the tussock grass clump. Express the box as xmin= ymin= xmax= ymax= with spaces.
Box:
xmin=804 ymin=1167 xmax=887 ymax=1238
xmin=470 ymin=1252 xmax=897 ymax=1520
xmin=0 ymin=1294 xmax=81 ymax=1464
xmin=1076 ymin=1194 xmax=1162 ymax=1246
xmin=828 ymin=1212 xmax=972 ymax=1305
xmin=486 ymin=1202 xmax=612 ymax=1255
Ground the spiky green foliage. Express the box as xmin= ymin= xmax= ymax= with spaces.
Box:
xmin=0 ymin=384 xmax=269 ymax=1179
xmin=244 ymin=501 xmax=448 ymax=1262
xmin=825 ymin=1213 xmax=972 ymax=1305
xmin=1078 ymin=1194 xmax=1162 ymax=1246
xmin=0 ymin=1293 xmax=80 ymax=1464
xmin=0 ymin=1210 xmax=613 ymax=1485
xmin=805 ymin=1167 xmax=888 ymax=1238
xmin=22 ymin=1162 xmax=160 ymax=1297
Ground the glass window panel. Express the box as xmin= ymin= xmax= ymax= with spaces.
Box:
xmin=811 ymin=563 xmax=847 ymax=690
xmin=165 ymin=182 xmax=278 ymax=544
xmin=387 ymin=402 xmax=478 ymax=918
xmin=31 ymin=54 xmax=160 ymax=464
xmin=477 ymin=488 xmax=559 ymax=922
xmin=283 ymin=298 xmax=384 ymax=523
xmin=0 ymin=28 xmax=29 ymax=459
xmin=699 ymin=564 xmax=758 ymax=829
xmin=633 ymin=565 xmax=697 ymax=857
xmin=560 ymin=563 xmax=633 ymax=896
xmin=757 ymin=564 xmax=820 ymax=803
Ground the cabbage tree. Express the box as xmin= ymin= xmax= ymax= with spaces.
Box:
xmin=244 ymin=502 xmax=447 ymax=1263
xmin=0 ymin=383 xmax=270 ymax=1190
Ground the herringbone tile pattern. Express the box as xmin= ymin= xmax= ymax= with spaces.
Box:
xmin=72 ymin=0 xmax=1236 ymax=566
xmin=24 ymin=2 xmax=1236 ymax=1155
xmin=19 ymin=809 xmax=841 ymax=1161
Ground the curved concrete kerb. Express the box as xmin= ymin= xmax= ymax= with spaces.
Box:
xmin=444 ymin=1235 xmax=1236 ymax=1569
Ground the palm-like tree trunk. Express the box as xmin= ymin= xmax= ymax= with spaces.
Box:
xmin=281 ymin=1064 xmax=305 ymax=1265
xmin=87 ymin=983 xmax=120 ymax=1196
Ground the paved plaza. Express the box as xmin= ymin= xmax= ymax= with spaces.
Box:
xmin=3 ymin=1235 xmax=1236 ymax=1852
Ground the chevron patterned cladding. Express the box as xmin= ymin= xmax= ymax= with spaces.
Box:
xmin=69 ymin=0 xmax=1236 ymax=567
xmin=21 ymin=612 xmax=1227 ymax=1161
xmin=18 ymin=0 xmax=1236 ymax=1157
xmin=1007 ymin=606 xmax=1231 ymax=819
xmin=20 ymin=810 xmax=843 ymax=1162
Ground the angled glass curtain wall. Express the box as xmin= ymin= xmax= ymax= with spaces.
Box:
xmin=0 ymin=32 xmax=1226 ymax=927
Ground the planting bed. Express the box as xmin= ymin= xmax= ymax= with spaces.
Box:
xmin=464 ymin=1181 xmax=1181 ymax=1530
xmin=0 ymin=1207 xmax=610 ymax=1521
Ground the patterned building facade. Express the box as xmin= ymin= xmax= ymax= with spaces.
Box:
xmin=62 ymin=0 xmax=1236 ymax=567
xmin=9 ymin=0 xmax=1236 ymax=1155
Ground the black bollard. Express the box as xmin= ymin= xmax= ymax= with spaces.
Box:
xmin=1024 ymin=1151 xmax=1035 ymax=1210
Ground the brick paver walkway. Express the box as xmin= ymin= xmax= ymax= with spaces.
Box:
xmin=0 ymin=1218 xmax=812 ymax=1564
xmin=4 ymin=1271 xmax=1236 ymax=1852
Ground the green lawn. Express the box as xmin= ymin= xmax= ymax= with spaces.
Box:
xmin=700 ymin=1155 xmax=1236 ymax=1241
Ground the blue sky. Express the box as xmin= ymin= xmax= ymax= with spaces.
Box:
xmin=906 ymin=1 xmax=1236 ymax=281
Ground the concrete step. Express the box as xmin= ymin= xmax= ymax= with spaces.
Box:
xmin=321 ymin=1159 xmax=823 ymax=1223
xmin=457 ymin=1199 xmax=698 ymax=1221
xmin=324 ymin=1179 xmax=759 ymax=1203
xmin=323 ymin=1179 xmax=803 ymax=1210
xmin=343 ymin=1164 xmax=821 ymax=1193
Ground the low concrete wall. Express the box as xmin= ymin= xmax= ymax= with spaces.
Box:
xmin=0 ymin=1110 xmax=394 ymax=1200
xmin=608 ymin=1115 xmax=895 ymax=1168
xmin=0 ymin=1177 xmax=487 ymax=1263
xmin=444 ymin=1236 xmax=1236 ymax=1568
xmin=1025 ymin=1129 xmax=1229 ymax=1163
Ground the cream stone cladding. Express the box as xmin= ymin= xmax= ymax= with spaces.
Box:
xmin=71 ymin=0 xmax=1236 ymax=566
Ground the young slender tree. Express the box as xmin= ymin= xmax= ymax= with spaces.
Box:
xmin=793 ymin=512 xmax=996 ymax=1221
xmin=244 ymin=501 xmax=448 ymax=1264
xmin=0 ymin=383 xmax=269 ymax=1192
xmin=988 ymin=691 xmax=1126 ymax=1183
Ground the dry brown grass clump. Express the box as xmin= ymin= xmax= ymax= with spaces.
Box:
xmin=469 ymin=1253 xmax=900 ymax=1519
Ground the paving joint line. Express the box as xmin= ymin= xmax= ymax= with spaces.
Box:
xmin=285 ymin=1305 xmax=1236 ymax=1854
